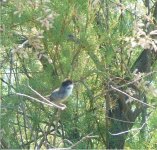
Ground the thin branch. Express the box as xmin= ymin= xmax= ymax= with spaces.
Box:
xmin=1 ymin=78 xmax=16 ymax=90
xmin=22 ymin=128 xmax=55 ymax=148
xmin=106 ymin=116 xmax=140 ymax=124
xmin=21 ymin=103 xmax=37 ymax=149
xmin=110 ymin=85 xmax=155 ymax=109
xmin=0 ymin=71 xmax=44 ymax=74
xmin=14 ymin=40 xmax=29 ymax=51
xmin=126 ymin=112 xmax=152 ymax=141
xmin=116 ymin=71 xmax=157 ymax=89
xmin=68 ymin=133 xmax=99 ymax=149
xmin=3 ymin=73 xmax=66 ymax=110
xmin=52 ymin=109 xmax=61 ymax=146
xmin=27 ymin=84 xmax=66 ymax=110
xmin=109 ymin=121 xmax=146 ymax=136
xmin=20 ymin=103 xmax=28 ymax=143
xmin=110 ymin=112 xmax=152 ymax=136
xmin=16 ymin=113 xmax=24 ymax=147
xmin=63 ymin=139 xmax=73 ymax=146
xmin=40 ymin=131 xmax=96 ymax=150
xmin=14 ymin=92 xmax=65 ymax=110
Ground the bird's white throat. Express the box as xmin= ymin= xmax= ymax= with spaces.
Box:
xmin=65 ymin=84 xmax=74 ymax=96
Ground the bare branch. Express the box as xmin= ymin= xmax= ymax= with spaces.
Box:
xmin=106 ymin=116 xmax=140 ymax=124
xmin=109 ymin=121 xmax=146 ymax=136
xmin=13 ymin=40 xmax=29 ymax=52
xmin=27 ymin=84 xmax=66 ymax=110
xmin=14 ymin=92 xmax=65 ymax=110
xmin=116 ymin=71 xmax=157 ymax=89
xmin=68 ymin=133 xmax=99 ymax=149
xmin=109 ymin=112 xmax=152 ymax=136
xmin=110 ymin=85 xmax=155 ymax=109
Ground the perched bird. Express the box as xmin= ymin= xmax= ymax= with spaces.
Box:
xmin=49 ymin=79 xmax=74 ymax=103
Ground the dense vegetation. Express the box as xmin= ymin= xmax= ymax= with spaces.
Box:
xmin=1 ymin=0 xmax=157 ymax=149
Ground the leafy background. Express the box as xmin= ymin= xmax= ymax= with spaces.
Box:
xmin=1 ymin=0 xmax=157 ymax=149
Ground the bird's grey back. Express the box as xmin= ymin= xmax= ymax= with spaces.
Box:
xmin=50 ymin=88 xmax=67 ymax=102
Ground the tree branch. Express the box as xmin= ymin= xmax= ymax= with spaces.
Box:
xmin=27 ymin=84 xmax=66 ymax=110
xmin=110 ymin=85 xmax=155 ymax=109
xmin=14 ymin=92 xmax=65 ymax=110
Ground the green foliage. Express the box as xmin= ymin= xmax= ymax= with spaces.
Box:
xmin=1 ymin=0 xmax=157 ymax=149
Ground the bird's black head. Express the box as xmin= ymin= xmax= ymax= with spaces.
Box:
xmin=61 ymin=79 xmax=73 ymax=87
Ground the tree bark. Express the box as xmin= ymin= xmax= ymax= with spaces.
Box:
xmin=105 ymin=49 xmax=156 ymax=149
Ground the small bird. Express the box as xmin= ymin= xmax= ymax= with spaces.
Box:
xmin=49 ymin=79 xmax=74 ymax=103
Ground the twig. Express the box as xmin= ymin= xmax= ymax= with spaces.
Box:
xmin=110 ymin=112 xmax=152 ymax=136
xmin=16 ymin=112 xmax=24 ymax=147
xmin=110 ymin=85 xmax=155 ymax=109
xmin=116 ymin=71 xmax=157 ymax=89
xmin=15 ymin=40 xmax=29 ymax=51
xmin=48 ymin=132 xmax=95 ymax=150
xmin=27 ymin=85 xmax=66 ymax=110
xmin=68 ymin=133 xmax=99 ymax=149
xmin=14 ymin=92 xmax=65 ymax=110
xmin=0 ymin=71 xmax=44 ymax=74
xmin=52 ymin=109 xmax=61 ymax=146
xmin=21 ymin=102 xmax=38 ymax=149
xmin=20 ymin=103 xmax=28 ymax=143
xmin=1 ymin=78 xmax=16 ymax=90
xmin=126 ymin=112 xmax=152 ymax=141
xmin=63 ymin=139 xmax=73 ymax=146
xmin=106 ymin=116 xmax=139 ymax=124
xmin=22 ymin=128 xmax=55 ymax=148
xmin=109 ymin=121 xmax=146 ymax=136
